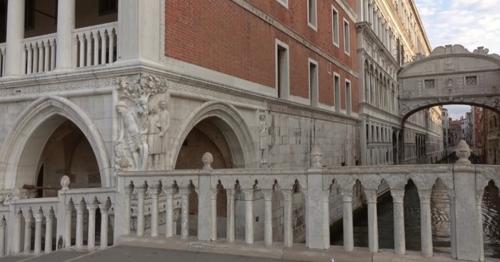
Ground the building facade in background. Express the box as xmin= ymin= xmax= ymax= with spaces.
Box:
xmin=482 ymin=108 xmax=500 ymax=164
xmin=357 ymin=0 xmax=444 ymax=165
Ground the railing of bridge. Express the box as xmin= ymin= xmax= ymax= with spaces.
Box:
xmin=0 ymin=148 xmax=496 ymax=261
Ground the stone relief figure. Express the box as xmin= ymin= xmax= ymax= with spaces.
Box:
xmin=148 ymin=98 xmax=170 ymax=170
xmin=259 ymin=112 xmax=271 ymax=167
xmin=116 ymin=101 xmax=149 ymax=170
xmin=115 ymin=73 xmax=169 ymax=171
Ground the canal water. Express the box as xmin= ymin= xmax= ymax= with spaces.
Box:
xmin=331 ymin=180 xmax=500 ymax=259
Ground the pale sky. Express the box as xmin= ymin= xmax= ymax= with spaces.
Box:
xmin=414 ymin=0 xmax=500 ymax=120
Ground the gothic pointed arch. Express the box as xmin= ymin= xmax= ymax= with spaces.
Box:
xmin=170 ymin=101 xmax=256 ymax=170
xmin=0 ymin=96 xmax=111 ymax=189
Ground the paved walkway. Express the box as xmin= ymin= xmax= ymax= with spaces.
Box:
xmin=0 ymin=242 xmax=495 ymax=262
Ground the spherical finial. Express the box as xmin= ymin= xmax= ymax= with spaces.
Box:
xmin=60 ymin=175 xmax=70 ymax=191
xmin=202 ymin=152 xmax=214 ymax=170
xmin=455 ymin=139 xmax=471 ymax=164
xmin=311 ymin=145 xmax=323 ymax=169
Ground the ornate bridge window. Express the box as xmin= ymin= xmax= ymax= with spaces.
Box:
xmin=424 ymin=79 xmax=435 ymax=89
xmin=465 ymin=75 xmax=478 ymax=86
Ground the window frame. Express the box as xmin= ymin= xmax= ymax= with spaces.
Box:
xmin=276 ymin=0 xmax=289 ymax=8
xmin=345 ymin=79 xmax=352 ymax=115
xmin=307 ymin=0 xmax=318 ymax=31
xmin=308 ymin=58 xmax=319 ymax=107
xmin=333 ymin=72 xmax=341 ymax=112
xmin=331 ymin=5 xmax=339 ymax=47
xmin=275 ymin=39 xmax=290 ymax=99
xmin=343 ymin=18 xmax=351 ymax=55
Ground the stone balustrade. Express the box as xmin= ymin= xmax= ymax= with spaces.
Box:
xmin=0 ymin=153 xmax=496 ymax=261
xmin=116 ymin=158 xmax=499 ymax=262
xmin=73 ymin=22 xmax=118 ymax=68
xmin=22 ymin=34 xmax=57 ymax=75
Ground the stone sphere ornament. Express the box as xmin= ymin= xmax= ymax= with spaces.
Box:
xmin=202 ymin=152 xmax=214 ymax=170
xmin=455 ymin=139 xmax=471 ymax=165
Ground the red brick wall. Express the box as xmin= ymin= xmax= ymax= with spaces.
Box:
xmin=165 ymin=0 xmax=358 ymax=112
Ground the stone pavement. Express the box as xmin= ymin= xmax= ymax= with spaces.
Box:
xmin=0 ymin=244 xmax=495 ymax=262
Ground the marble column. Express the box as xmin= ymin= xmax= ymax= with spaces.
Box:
xmin=13 ymin=212 xmax=22 ymax=254
xmin=242 ymin=189 xmax=254 ymax=244
xmin=282 ymin=189 xmax=293 ymax=247
xmin=33 ymin=212 xmax=42 ymax=255
xmin=5 ymin=0 xmax=25 ymax=76
xmin=226 ymin=189 xmax=235 ymax=242
xmin=366 ymin=189 xmax=379 ymax=253
xmin=87 ymin=203 xmax=97 ymax=250
xmin=136 ymin=186 xmax=146 ymax=237
xmin=342 ymin=191 xmax=354 ymax=252
xmin=75 ymin=203 xmax=84 ymax=249
xmin=391 ymin=189 xmax=406 ymax=255
xmin=149 ymin=185 xmax=160 ymax=238
xmin=263 ymin=189 xmax=273 ymax=247
xmin=99 ymin=203 xmax=109 ymax=249
xmin=56 ymin=0 xmax=75 ymax=70
xmin=180 ymin=187 xmax=190 ymax=240
xmin=419 ymin=189 xmax=433 ymax=257
xmin=24 ymin=212 xmax=32 ymax=254
xmin=44 ymin=211 xmax=53 ymax=253
xmin=64 ymin=203 xmax=73 ymax=248
xmin=164 ymin=188 xmax=174 ymax=238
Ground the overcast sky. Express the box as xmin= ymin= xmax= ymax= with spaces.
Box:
xmin=414 ymin=0 xmax=500 ymax=119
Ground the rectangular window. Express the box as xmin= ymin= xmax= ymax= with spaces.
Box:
xmin=344 ymin=19 xmax=351 ymax=55
xmin=334 ymin=73 xmax=340 ymax=112
xmin=424 ymin=79 xmax=435 ymax=89
xmin=332 ymin=6 xmax=339 ymax=46
xmin=309 ymin=59 xmax=319 ymax=107
xmin=276 ymin=0 xmax=288 ymax=8
xmin=466 ymin=76 xmax=478 ymax=86
xmin=307 ymin=0 xmax=317 ymax=30
xmin=345 ymin=80 xmax=352 ymax=115
xmin=276 ymin=41 xmax=290 ymax=99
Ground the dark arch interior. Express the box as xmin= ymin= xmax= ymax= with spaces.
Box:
xmin=175 ymin=117 xmax=237 ymax=169
xmin=33 ymin=120 xmax=101 ymax=197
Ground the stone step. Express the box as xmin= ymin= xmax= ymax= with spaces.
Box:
xmin=0 ymin=250 xmax=87 ymax=262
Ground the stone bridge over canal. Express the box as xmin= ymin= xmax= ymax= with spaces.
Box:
xmin=399 ymin=45 xmax=500 ymax=121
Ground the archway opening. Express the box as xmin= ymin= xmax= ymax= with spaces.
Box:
xmin=175 ymin=117 xmax=244 ymax=169
xmin=21 ymin=118 xmax=101 ymax=197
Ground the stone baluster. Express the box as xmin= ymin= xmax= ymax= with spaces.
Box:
xmin=87 ymin=202 xmax=97 ymax=250
xmin=24 ymin=211 xmax=32 ymax=254
xmin=0 ymin=218 xmax=5 ymax=256
xmin=419 ymin=189 xmax=433 ymax=257
xmin=64 ymin=203 xmax=73 ymax=248
xmin=476 ymin=189 xmax=485 ymax=262
xmin=44 ymin=210 xmax=53 ymax=253
xmin=365 ymin=188 xmax=379 ymax=253
xmin=179 ymin=187 xmax=190 ymax=240
xmin=75 ymin=202 xmax=84 ymax=249
xmin=164 ymin=187 xmax=174 ymax=238
xmin=226 ymin=188 xmax=235 ymax=242
xmin=149 ymin=184 xmax=160 ymax=238
xmin=242 ymin=189 xmax=254 ymax=244
xmin=33 ymin=210 xmax=43 ymax=255
xmin=93 ymin=31 xmax=99 ymax=66
xmin=135 ymin=185 xmax=146 ymax=237
xmin=100 ymin=29 xmax=107 ymax=64
xmin=123 ymin=184 xmax=132 ymax=236
xmin=263 ymin=189 xmax=273 ymax=247
xmin=99 ymin=202 xmax=109 ymax=249
xmin=210 ymin=189 xmax=217 ymax=241
xmin=391 ymin=189 xmax=406 ymax=255
xmin=342 ymin=189 xmax=354 ymax=252
xmin=282 ymin=189 xmax=293 ymax=247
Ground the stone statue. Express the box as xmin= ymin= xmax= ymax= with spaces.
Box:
xmin=116 ymin=101 xmax=148 ymax=170
xmin=148 ymin=99 xmax=170 ymax=169
xmin=60 ymin=175 xmax=70 ymax=191
xmin=259 ymin=112 xmax=270 ymax=166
